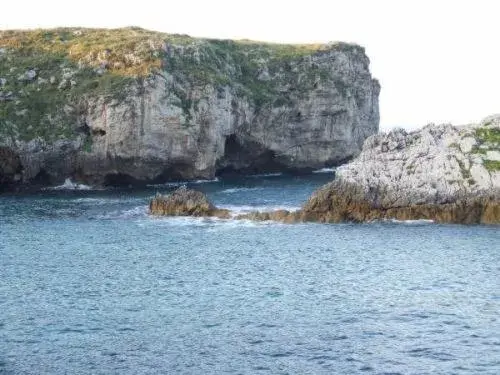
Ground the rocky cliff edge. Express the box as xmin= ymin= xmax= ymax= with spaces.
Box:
xmin=0 ymin=27 xmax=379 ymax=190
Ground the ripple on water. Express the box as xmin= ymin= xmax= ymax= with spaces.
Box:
xmin=0 ymin=176 xmax=499 ymax=375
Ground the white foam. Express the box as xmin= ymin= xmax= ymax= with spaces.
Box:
xmin=93 ymin=205 xmax=148 ymax=220
xmin=248 ymin=172 xmax=283 ymax=178
xmin=388 ymin=219 xmax=435 ymax=225
xmin=219 ymin=204 xmax=300 ymax=217
xmin=220 ymin=187 xmax=262 ymax=194
xmin=139 ymin=214 xmax=283 ymax=229
xmin=312 ymin=167 xmax=336 ymax=174
xmin=72 ymin=197 xmax=142 ymax=204
xmin=147 ymin=177 xmax=219 ymax=188
xmin=45 ymin=178 xmax=92 ymax=191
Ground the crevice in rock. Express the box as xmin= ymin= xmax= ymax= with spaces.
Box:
xmin=91 ymin=129 xmax=106 ymax=136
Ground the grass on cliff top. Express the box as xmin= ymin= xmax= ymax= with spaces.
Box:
xmin=0 ymin=27 xmax=362 ymax=141
xmin=0 ymin=27 xmax=359 ymax=77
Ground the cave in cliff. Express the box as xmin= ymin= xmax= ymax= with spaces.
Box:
xmin=216 ymin=134 xmax=286 ymax=176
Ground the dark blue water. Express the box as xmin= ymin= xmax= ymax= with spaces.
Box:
xmin=1 ymin=174 xmax=499 ymax=375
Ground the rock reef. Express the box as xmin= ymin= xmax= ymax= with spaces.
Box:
xmin=0 ymin=28 xmax=379 ymax=190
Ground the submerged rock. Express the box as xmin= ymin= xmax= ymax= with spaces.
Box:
xmin=150 ymin=187 xmax=230 ymax=218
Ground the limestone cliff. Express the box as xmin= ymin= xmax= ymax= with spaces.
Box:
xmin=301 ymin=115 xmax=500 ymax=224
xmin=0 ymin=27 xmax=379 ymax=189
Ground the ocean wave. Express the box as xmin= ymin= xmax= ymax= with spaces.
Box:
xmin=220 ymin=187 xmax=262 ymax=194
xmin=72 ymin=197 xmax=143 ymax=204
xmin=387 ymin=219 xmax=435 ymax=225
xmin=147 ymin=177 xmax=219 ymax=188
xmin=92 ymin=205 xmax=148 ymax=220
xmin=218 ymin=204 xmax=300 ymax=216
xmin=45 ymin=178 xmax=93 ymax=191
xmin=247 ymin=172 xmax=283 ymax=178
xmin=312 ymin=167 xmax=336 ymax=174
xmin=138 ymin=215 xmax=283 ymax=229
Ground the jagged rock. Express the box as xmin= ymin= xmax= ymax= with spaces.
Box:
xmin=0 ymin=91 xmax=14 ymax=102
xmin=149 ymin=187 xmax=230 ymax=218
xmin=300 ymin=180 xmax=500 ymax=224
xmin=17 ymin=69 xmax=36 ymax=82
xmin=236 ymin=209 xmax=299 ymax=223
xmin=300 ymin=116 xmax=500 ymax=224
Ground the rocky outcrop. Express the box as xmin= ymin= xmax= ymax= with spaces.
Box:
xmin=150 ymin=187 xmax=230 ymax=218
xmin=150 ymin=117 xmax=500 ymax=224
xmin=0 ymin=146 xmax=22 ymax=192
xmin=301 ymin=116 xmax=500 ymax=224
xmin=0 ymin=28 xmax=379 ymax=190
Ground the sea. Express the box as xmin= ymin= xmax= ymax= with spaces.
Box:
xmin=1 ymin=173 xmax=499 ymax=374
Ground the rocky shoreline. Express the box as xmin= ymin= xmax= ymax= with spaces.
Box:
xmin=151 ymin=116 xmax=500 ymax=224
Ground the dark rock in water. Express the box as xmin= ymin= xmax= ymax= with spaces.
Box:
xmin=300 ymin=180 xmax=500 ymax=224
xmin=236 ymin=209 xmax=300 ymax=223
xmin=149 ymin=187 xmax=230 ymax=218
xmin=0 ymin=147 xmax=22 ymax=192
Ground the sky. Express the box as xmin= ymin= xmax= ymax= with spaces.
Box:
xmin=1 ymin=0 xmax=499 ymax=131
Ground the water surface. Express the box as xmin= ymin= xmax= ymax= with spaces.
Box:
xmin=1 ymin=174 xmax=499 ymax=374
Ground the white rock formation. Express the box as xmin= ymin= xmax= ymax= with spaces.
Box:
xmin=336 ymin=115 xmax=500 ymax=207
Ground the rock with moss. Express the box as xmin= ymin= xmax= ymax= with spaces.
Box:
xmin=149 ymin=187 xmax=230 ymax=218
xmin=300 ymin=116 xmax=500 ymax=224
xmin=0 ymin=27 xmax=379 ymax=189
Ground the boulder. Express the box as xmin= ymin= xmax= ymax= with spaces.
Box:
xmin=149 ymin=187 xmax=230 ymax=218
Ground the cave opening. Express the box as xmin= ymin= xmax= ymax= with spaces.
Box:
xmin=103 ymin=173 xmax=140 ymax=187
xmin=216 ymin=134 xmax=285 ymax=176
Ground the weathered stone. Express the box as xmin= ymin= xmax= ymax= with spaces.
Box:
xmin=299 ymin=116 xmax=500 ymax=224
xmin=149 ymin=187 xmax=230 ymax=218
xmin=0 ymin=147 xmax=23 ymax=191
xmin=299 ymin=180 xmax=500 ymax=224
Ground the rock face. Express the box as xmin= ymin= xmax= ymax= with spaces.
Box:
xmin=301 ymin=116 xmax=500 ymax=224
xmin=0 ymin=28 xmax=379 ymax=190
xmin=150 ymin=187 xmax=230 ymax=218
xmin=0 ymin=146 xmax=22 ymax=192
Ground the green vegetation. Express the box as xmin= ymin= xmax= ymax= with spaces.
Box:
xmin=471 ymin=124 xmax=500 ymax=172
xmin=475 ymin=126 xmax=500 ymax=144
xmin=483 ymin=160 xmax=500 ymax=172
xmin=1 ymin=27 xmax=359 ymax=141
xmin=455 ymin=157 xmax=471 ymax=179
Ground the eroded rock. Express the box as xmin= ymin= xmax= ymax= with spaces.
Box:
xmin=150 ymin=187 xmax=230 ymax=218
xmin=299 ymin=116 xmax=500 ymax=224
xmin=0 ymin=147 xmax=23 ymax=191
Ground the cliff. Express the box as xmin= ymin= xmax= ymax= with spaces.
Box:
xmin=0 ymin=27 xmax=379 ymax=190
xmin=301 ymin=115 xmax=500 ymax=224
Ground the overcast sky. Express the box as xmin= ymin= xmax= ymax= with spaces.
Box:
xmin=2 ymin=0 xmax=499 ymax=130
